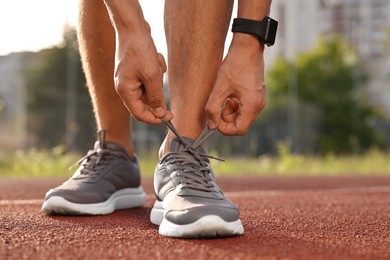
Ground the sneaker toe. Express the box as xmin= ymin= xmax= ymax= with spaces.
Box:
xmin=45 ymin=188 xmax=106 ymax=204
xmin=165 ymin=205 xmax=240 ymax=225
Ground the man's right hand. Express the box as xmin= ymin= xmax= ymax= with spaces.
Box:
xmin=104 ymin=0 xmax=173 ymax=124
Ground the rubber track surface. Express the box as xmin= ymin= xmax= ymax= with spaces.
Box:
xmin=1 ymin=176 xmax=390 ymax=259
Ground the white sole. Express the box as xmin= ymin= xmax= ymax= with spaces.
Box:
xmin=150 ymin=200 xmax=244 ymax=238
xmin=42 ymin=187 xmax=147 ymax=215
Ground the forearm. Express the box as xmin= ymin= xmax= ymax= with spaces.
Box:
xmin=237 ymin=0 xmax=272 ymax=20
xmin=103 ymin=0 xmax=146 ymax=35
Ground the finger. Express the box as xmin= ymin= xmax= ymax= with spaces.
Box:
xmin=221 ymin=98 xmax=239 ymax=124
xmin=205 ymin=97 xmax=223 ymax=130
xmin=115 ymin=81 xmax=163 ymax=124
xmin=141 ymin=68 xmax=168 ymax=118
xmin=219 ymin=97 xmax=266 ymax=136
xmin=128 ymin=100 xmax=171 ymax=124
xmin=141 ymin=85 xmax=148 ymax=104
xmin=116 ymin=87 xmax=156 ymax=124
xmin=220 ymin=84 xmax=267 ymax=135
xmin=218 ymin=112 xmax=254 ymax=136
xmin=205 ymin=84 xmax=230 ymax=130
xmin=157 ymin=53 xmax=167 ymax=73
xmin=218 ymin=98 xmax=256 ymax=136
xmin=126 ymin=82 xmax=173 ymax=123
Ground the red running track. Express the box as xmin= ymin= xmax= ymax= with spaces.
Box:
xmin=1 ymin=176 xmax=390 ymax=259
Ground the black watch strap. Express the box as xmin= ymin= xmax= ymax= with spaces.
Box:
xmin=232 ymin=17 xmax=278 ymax=47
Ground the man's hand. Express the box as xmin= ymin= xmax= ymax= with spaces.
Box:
xmin=114 ymin=23 xmax=173 ymax=124
xmin=104 ymin=0 xmax=173 ymax=124
xmin=206 ymin=34 xmax=266 ymax=135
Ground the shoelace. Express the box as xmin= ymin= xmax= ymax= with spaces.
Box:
xmin=70 ymin=131 xmax=127 ymax=176
xmin=160 ymin=118 xmax=224 ymax=193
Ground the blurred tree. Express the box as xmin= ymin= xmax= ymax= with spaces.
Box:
xmin=266 ymin=36 xmax=385 ymax=154
xmin=27 ymin=26 xmax=95 ymax=152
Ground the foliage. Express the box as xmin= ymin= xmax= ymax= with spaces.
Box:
xmin=266 ymin=37 xmax=385 ymax=154
xmin=26 ymin=27 xmax=95 ymax=152
xmin=1 ymin=148 xmax=390 ymax=177
xmin=21 ymin=30 xmax=386 ymax=157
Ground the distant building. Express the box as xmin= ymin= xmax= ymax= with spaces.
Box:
xmin=267 ymin=0 xmax=390 ymax=114
xmin=0 ymin=52 xmax=31 ymax=151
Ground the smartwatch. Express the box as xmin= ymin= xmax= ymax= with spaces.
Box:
xmin=232 ymin=17 xmax=278 ymax=47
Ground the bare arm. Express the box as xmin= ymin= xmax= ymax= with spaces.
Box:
xmin=103 ymin=0 xmax=172 ymax=124
xmin=206 ymin=0 xmax=272 ymax=135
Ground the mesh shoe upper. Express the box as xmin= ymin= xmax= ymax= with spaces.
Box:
xmin=154 ymin=121 xmax=240 ymax=225
xmin=44 ymin=134 xmax=141 ymax=204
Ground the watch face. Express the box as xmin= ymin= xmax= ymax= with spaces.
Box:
xmin=264 ymin=17 xmax=278 ymax=46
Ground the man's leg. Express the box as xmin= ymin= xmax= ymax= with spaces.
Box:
xmin=151 ymin=0 xmax=244 ymax=238
xmin=78 ymin=0 xmax=135 ymax=157
xmin=160 ymin=0 xmax=234 ymax=154
xmin=41 ymin=0 xmax=146 ymax=215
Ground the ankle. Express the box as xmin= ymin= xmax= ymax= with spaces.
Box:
xmin=158 ymin=128 xmax=209 ymax=159
xmin=103 ymin=132 xmax=135 ymax=159
xmin=158 ymin=119 xmax=208 ymax=158
xmin=158 ymin=135 xmax=171 ymax=159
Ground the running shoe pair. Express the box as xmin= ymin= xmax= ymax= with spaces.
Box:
xmin=42 ymin=119 xmax=244 ymax=238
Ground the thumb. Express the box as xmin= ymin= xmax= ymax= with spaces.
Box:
xmin=206 ymin=92 xmax=228 ymax=130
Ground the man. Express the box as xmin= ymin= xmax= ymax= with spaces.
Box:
xmin=42 ymin=0 xmax=276 ymax=238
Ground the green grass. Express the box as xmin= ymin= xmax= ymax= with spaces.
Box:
xmin=0 ymin=147 xmax=81 ymax=178
xmin=211 ymin=150 xmax=390 ymax=176
xmin=1 ymin=145 xmax=390 ymax=178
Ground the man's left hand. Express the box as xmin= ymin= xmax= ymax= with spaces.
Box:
xmin=206 ymin=33 xmax=267 ymax=136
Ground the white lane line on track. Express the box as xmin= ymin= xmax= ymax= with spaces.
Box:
xmin=0 ymin=199 xmax=43 ymax=205
xmin=227 ymin=186 xmax=390 ymax=197
xmin=1 ymin=186 xmax=390 ymax=205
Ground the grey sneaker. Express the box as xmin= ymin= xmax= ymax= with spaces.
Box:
xmin=42 ymin=131 xmax=147 ymax=215
xmin=150 ymin=119 xmax=244 ymax=238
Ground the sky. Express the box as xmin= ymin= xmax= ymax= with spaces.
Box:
xmin=0 ymin=0 xmax=78 ymax=56
xmin=0 ymin=0 xmax=235 ymax=58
